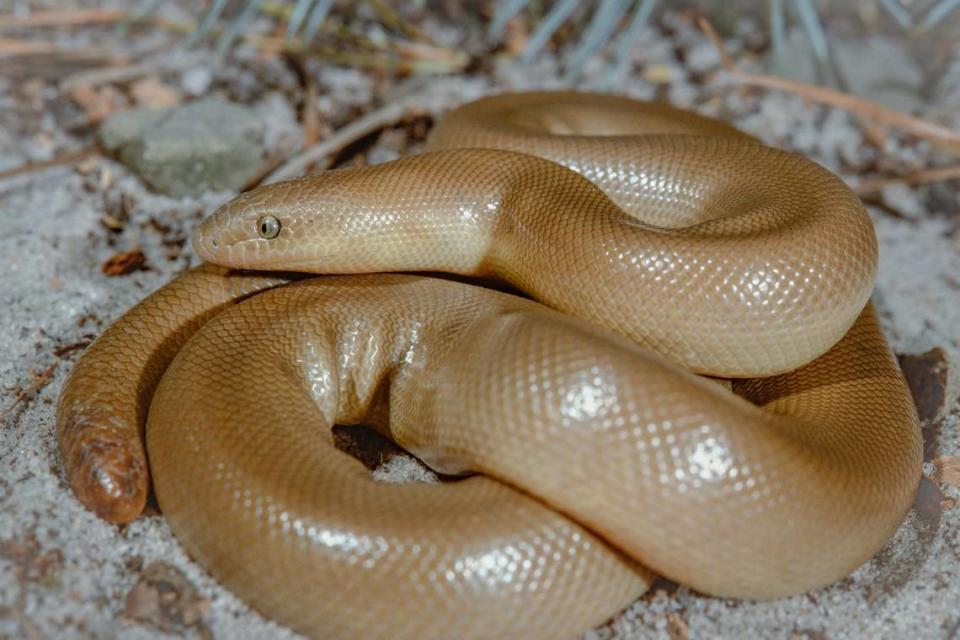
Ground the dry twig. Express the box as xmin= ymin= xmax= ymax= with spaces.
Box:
xmin=0 ymin=363 xmax=58 ymax=423
xmin=131 ymin=6 xmax=464 ymax=74
xmin=0 ymin=148 xmax=97 ymax=181
xmin=0 ymin=37 xmax=59 ymax=55
xmin=0 ymin=9 xmax=125 ymax=29
xmin=266 ymin=101 xmax=412 ymax=183
xmin=0 ymin=38 xmax=117 ymax=62
xmin=303 ymin=78 xmax=322 ymax=146
xmin=856 ymin=165 xmax=960 ymax=193
xmin=366 ymin=0 xmax=436 ymax=45
xmin=242 ymin=149 xmax=292 ymax=191
xmin=697 ymin=17 xmax=960 ymax=155
xmin=265 ymin=95 xmax=421 ymax=184
xmin=252 ymin=35 xmax=467 ymax=73
xmin=60 ymin=51 xmax=205 ymax=91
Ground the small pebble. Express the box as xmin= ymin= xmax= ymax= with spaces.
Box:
xmin=180 ymin=67 xmax=212 ymax=97
xmin=881 ymin=183 xmax=926 ymax=219
xmin=124 ymin=561 xmax=211 ymax=635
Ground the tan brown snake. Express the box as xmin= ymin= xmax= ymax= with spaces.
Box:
xmin=57 ymin=92 xmax=922 ymax=639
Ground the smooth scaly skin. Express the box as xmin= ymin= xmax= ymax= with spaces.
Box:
xmin=56 ymin=265 xmax=292 ymax=522
xmin=149 ymin=275 xmax=652 ymax=639
xmin=196 ymin=95 xmax=876 ymax=377
xmin=57 ymin=92 xmax=922 ymax=639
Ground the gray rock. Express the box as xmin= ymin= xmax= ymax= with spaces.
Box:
xmin=99 ymin=98 xmax=264 ymax=196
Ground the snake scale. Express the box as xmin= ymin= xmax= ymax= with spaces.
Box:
xmin=57 ymin=92 xmax=922 ymax=639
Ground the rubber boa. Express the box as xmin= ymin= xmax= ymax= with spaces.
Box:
xmin=57 ymin=92 xmax=922 ymax=639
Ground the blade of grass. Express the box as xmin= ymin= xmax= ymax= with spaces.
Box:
xmin=564 ymin=0 xmax=631 ymax=81
xmin=367 ymin=0 xmax=436 ymax=45
xmin=183 ymin=0 xmax=229 ymax=48
xmin=520 ymin=0 xmax=580 ymax=62
xmin=605 ymin=0 xmax=657 ymax=89
xmin=919 ymin=0 xmax=960 ymax=31
xmin=303 ymin=0 xmax=335 ymax=43
xmin=877 ymin=0 xmax=914 ymax=30
xmin=286 ymin=0 xmax=317 ymax=39
xmin=768 ymin=0 xmax=786 ymax=75
xmin=488 ymin=0 xmax=532 ymax=42
xmin=790 ymin=0 xmax=847 ymax=89
xmin=216 ymin=0 xmax=266 ymax=55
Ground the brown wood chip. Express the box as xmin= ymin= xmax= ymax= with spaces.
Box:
xmin=129 ymin=76 xmax=180 ymax=108
xmin=666 ymin=612 xmax=690 ymax=640
xmin=931 ymin=456 xmax=960 ymax=488
xmin=67 ymin=83 xmax=128 ymax=124
xmin=101 ymin=248 xmax=147 ymax=276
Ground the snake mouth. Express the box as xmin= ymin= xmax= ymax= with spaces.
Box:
xmin=192 ymin=214 xmax=244 ymax=265
xmin=193 ymin=223 xmax=280 ymax=272
xmin=191 ymin=224 xmax=219 ymax=263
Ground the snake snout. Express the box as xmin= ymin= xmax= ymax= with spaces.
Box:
xmin=192 ymin=215 xmax=229 ymax=264
xmin=191 ymin=224 xmax=216 ymax=262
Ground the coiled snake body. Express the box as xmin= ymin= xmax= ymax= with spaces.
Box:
xmin=57 ymin=92 xmax=922 ymax=639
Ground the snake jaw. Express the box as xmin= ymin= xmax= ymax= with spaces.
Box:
xmin=192 ymin=209 xmax=257 ymax=267
xmin=191 ymin=219 xmax=219 ymax=264
xmin=194 ymin=191 xmax=303 ymax=270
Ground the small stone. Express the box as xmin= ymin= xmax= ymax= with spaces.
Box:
xmin=0 ymin=535 xmax=63 ymax=586
xmin=98 ymin=98 xmax=264 ymax=196
xmin=124 ymin=561 xmax=211 ymax=635
xmin=180 ymin=67 xmax=212 ymax=97
xmin=685 ymin=40 xmax=720 ymax=74
xmin=643 ymin=63 xmax=678 ymax=84
xmin=931 ymin=456 xmax=960 ymax=488
xmin=666 ymin=612 xmax=689 ymax=640
xmin=68 ymin=83 xmax=128 ymax=124
xmin=124 ymin=555 xmax=143 ymax=572
xmin=880 ymin=183 xmax=926 ymax=219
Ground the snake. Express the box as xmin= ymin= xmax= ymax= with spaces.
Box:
xmin=57 ymin=92 xmax=922 ymax=639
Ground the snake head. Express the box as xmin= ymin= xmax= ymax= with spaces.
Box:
xmin=193 ymin=180 xmax=305 ymax=269
xmin=193 ymin=161 xmax=465 ymax=275
xmin=193 ymin=172 xmax=395 ymax=273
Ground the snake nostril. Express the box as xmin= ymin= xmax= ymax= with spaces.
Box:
xmin=210 ymin=238 xmax=219 ymax=249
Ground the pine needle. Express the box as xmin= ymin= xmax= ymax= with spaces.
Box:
xmin=698 ymin=16 xmax=960 ymax=155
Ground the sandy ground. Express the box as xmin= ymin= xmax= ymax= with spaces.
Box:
xmin=1 ymin=5 xmax=959 ymax=639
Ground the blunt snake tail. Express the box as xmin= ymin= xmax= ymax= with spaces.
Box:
xmin=57 ymin=92 xmax=922 ymax=639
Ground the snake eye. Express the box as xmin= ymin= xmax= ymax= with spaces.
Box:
xmin=257 ymin=215 xmax=281 ymax=239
